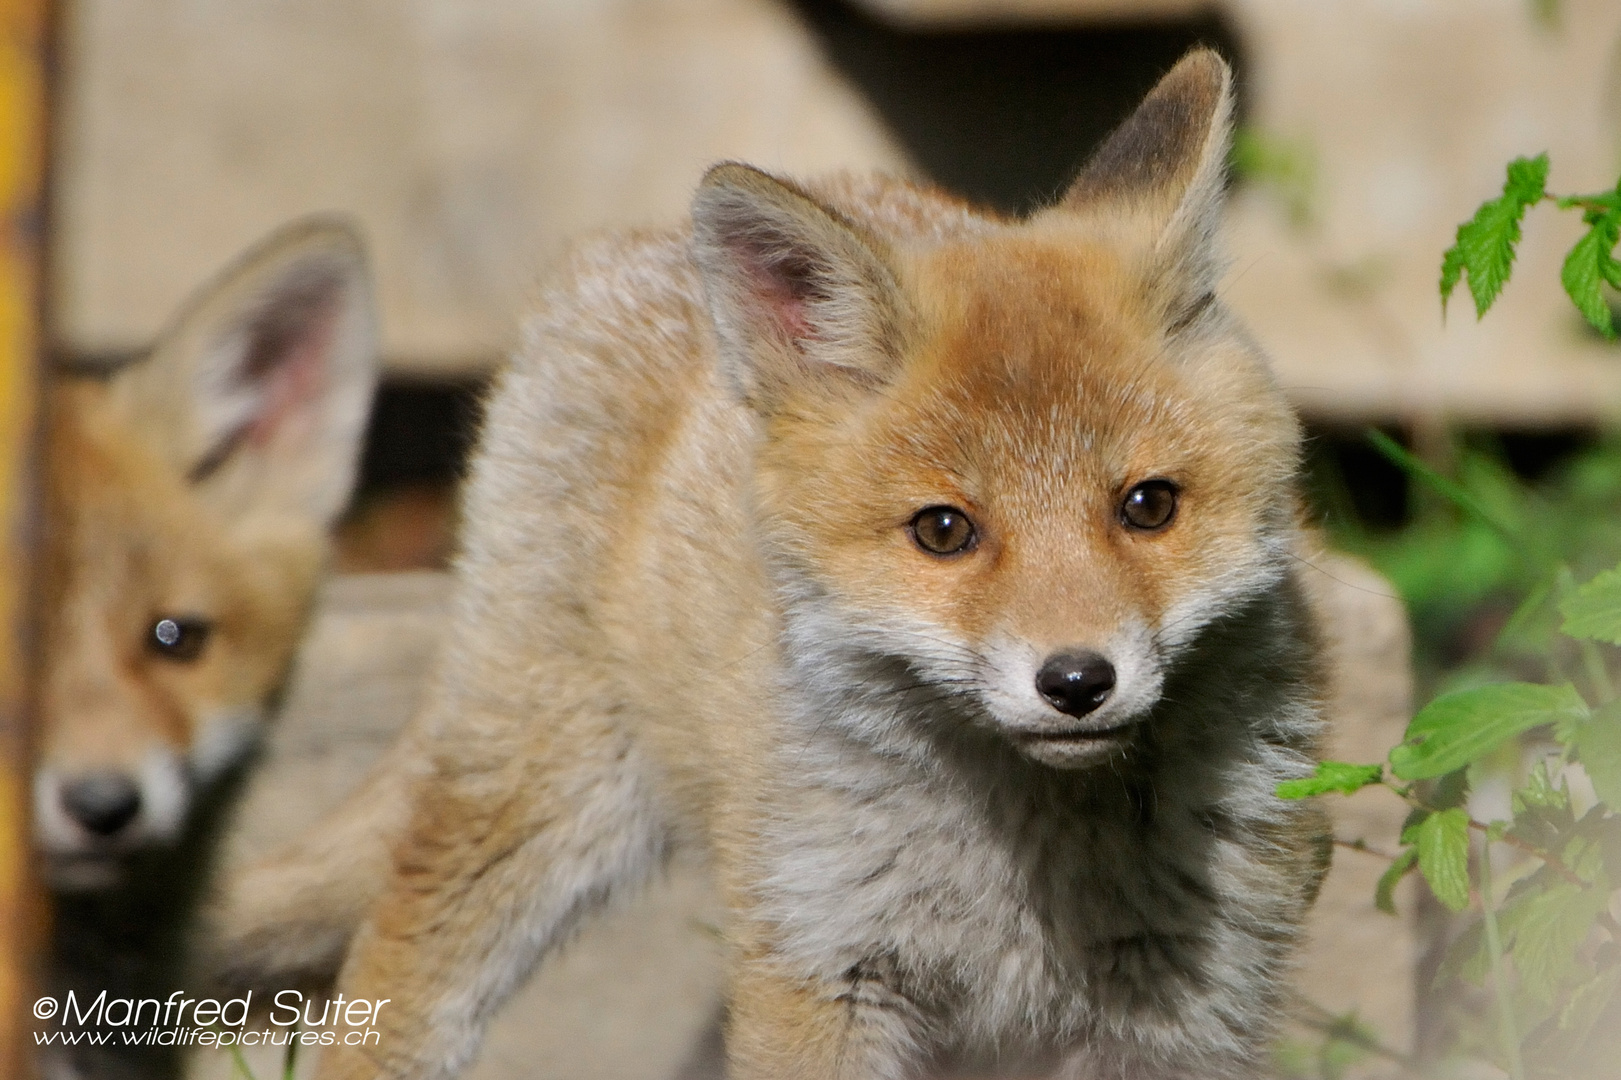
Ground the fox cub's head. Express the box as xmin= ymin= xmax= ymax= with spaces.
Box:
xmin=38 ymin=219 xmax=376 ymax=886
xmin=693 ymin=51 xmax=1302 ymax=769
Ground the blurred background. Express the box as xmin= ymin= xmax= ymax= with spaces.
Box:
xmin=24 ymin=0 xmax=1621 ymax=1077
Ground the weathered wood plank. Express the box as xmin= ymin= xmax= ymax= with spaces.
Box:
xmin=0 ymin=1 xmax=47 ymax=1076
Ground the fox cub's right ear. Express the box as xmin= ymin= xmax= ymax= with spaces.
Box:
xmin=691 ymin=163 xmax=907 ymax=413
xmin=109 ymin=217 xmax=378 ymax=530
xmin=1046 ymin=48 xmax=1234 ymax=323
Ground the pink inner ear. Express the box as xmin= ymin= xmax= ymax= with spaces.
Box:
xmin=731 ymin=238 xmax=817 ymax=343
xmin=246 ymin=299 xmax=337 ymax=448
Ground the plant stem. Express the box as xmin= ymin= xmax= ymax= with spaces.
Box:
xmin=1478 ymin=844 xmax=1526 ymax=1080
xmin=1553 ymin=195 xmax=1618 ymax=213
xmin=1292 ymin=997 xmax=1425 ymax=1074
xmin=1333 ymin=836 xmax=1401 ymax=861
xmin=1364 ymin=430 xmax=1544 ymax=577
xmin=1386 ymin=783 xmax=1589 ymax=886
xmin=283 ymin=1023 xmax=301 ymax=1080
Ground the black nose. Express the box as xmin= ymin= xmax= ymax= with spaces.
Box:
xmin=1035 ymin=651 xmax=1116 ymax=718
xmin=61 ymin=772 xmax=142 ymax=837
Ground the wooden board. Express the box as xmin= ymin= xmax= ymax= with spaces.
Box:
xmin=0 ymin=1 xmax=47 ymax=1076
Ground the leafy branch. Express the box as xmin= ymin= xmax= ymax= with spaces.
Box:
xmin=1439 ymin=153 xmax=1621 ymax=338
xmin=1283 ymin=426 xmax=1621 ymax=1076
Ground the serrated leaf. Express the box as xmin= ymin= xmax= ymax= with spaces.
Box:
xmin=1515 ymin=759 xmax=1572 ymax=813
xmin=1562 ymin=209 xmax=1621 ymax=338
xmin=1563 ymin=832 xmax=1607 ymax=885
xmin=1504 ymin=154 xmax=1553 ymax=205
xmin=1561 ymin=565 xmax=1621 ymax=644
xmin=1440 ymin=243 xmax=1465 ymax=309
xmin=1442 ymin=153 xmax=1549 ymax=319
xmin=1376 ymin=846 xmax=1419 ymax=914
xmin=1572 ymin=807 xmax=1621 ymax=886
xmin=1441 ymin=879 xmax=1550 ymax=988
xmin=1511 ymin=760 xmax=1577 ymax=854
xmin=1561 ymin=701 xmax=1621 ymax=808
xmin=1416 ymin=808 xmax=1473 ymax=912
xmin=1276 ymin=761 xmax=1384 ymax=799
xmin=1512 ymin=876 xmax=1610 ymax=1003
xmin=1390 ymin=682 xmax=1589 ymax=781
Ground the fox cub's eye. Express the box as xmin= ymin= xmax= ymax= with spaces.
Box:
xmin=149 ymin=616 xmax=212 ymax=662
xmin=909 ymin=506 xmax=977 ymax=556
xmin=1120 ymin=480 xmax=1179 ymax=532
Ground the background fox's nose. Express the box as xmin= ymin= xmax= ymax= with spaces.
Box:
xmin=1036 ymin=651 xmax=1116 ymax=717
xmin=61 ymin=772 xmax=142 ymax=836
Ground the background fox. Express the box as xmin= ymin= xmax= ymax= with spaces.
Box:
xmin=39 ymin=217 xmax=377 ymax=888
xmin=212 ymin=51 xmax=1329 ymax=1080
xmin=40 ymin=216 xmax=377 ymax=887
xmin=37 ymin=218 xmax=376 ymax=1077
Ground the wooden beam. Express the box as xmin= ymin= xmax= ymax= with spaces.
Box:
xmin=0 ymin=0 xmax=48 ymax=1076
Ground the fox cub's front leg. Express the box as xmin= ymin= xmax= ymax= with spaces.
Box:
xmin=314 ymin=704 xmax=668 ymax=1080
xmin=725 ymin=948 xmax=924 ymax=1080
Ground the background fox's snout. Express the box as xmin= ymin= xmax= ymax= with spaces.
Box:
xmin=34 ymin=745 xmax=189 ymax=881
xmin=59 ymin=771 xmax=141 ymax=836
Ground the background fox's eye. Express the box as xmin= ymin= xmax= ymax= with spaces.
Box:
xmin=909 ymin=506 xmax=976 ymax=556
xmin=1120 ymin=480 xmax=1179 ymax=531
xmin=149 ymin=616 xmax=213 ymax=662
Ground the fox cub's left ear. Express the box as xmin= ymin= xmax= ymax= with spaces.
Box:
xmin=109 ymin=216 xmax=378 ymax=529
xmin=1045 ymin=48 xmax=1234 ymax=325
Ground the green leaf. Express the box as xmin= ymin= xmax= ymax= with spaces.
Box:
xmin=1515 ymin=759 xmax=1572 ymax=813
xmin=1440 ymin=884 xmax=1540 ymax=988
xmin=1556 ymin=700 xmax=1621 ymax=807
xmin=1572 ymin=807 xmax=1621 ymax=887
xmin=1440 ymin=153 xmax=1549 ymax=319
xmin=1563 ymin=832 xmax=1607 ymax=886
xmin=1440 ymin=244 xmax=1465 ymax=311
xmin=1560 ymin=208 xmax=1621 ymax=339
xmin=1416 ymin=808 xmax=1473 ymax=912
xmin=1276 ymin=761 xmax=1385 ymax=799
xmin=1561 ymin=565 xmax=1621 ymax=644
xmin=1391 ymin=682 xmax=1589 ymax=780
xmin=1512 ymin=876 xmax=1611 ymax=1003
xmin=1375 ymin=846 xmax=1419 ymax=914
xmin=1510 ymin=760 xmax=1576 ymax=853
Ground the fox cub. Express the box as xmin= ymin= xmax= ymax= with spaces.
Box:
xmin=38 ymin=217 xmax=377 ymax=889
xmin=217 ymin=51 xmax=1329 ymax=1079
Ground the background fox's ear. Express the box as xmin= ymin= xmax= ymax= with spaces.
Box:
xmin=1045 ymin=48 xmax=1233 ymax=316
xmin=109 ymin=216 xmax=378 ymax=529
xmin=691 ymin=163 xmax=906 ymax=412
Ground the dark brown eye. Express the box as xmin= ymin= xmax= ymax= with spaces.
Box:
xmin=1120 ymin=480 xmax=1179 ymax=531
xmin=909 ymin=506 xmax=977 ymax=556
xmin=149 ymin=616 xmax=212 ymax=662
